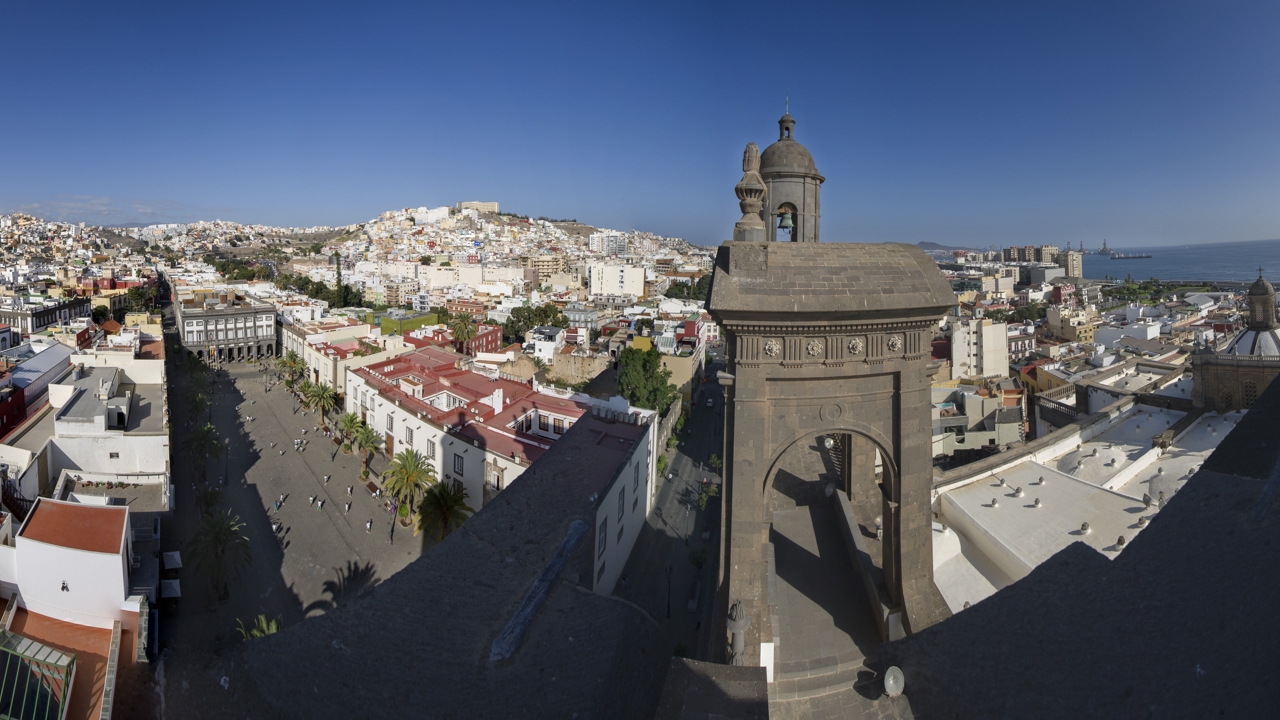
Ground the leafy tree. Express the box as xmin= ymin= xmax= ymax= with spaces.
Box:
xmin=449 ymin=312 xmax=478 ymax=351
xmin=279 ymin=350 xmax=302 ymax=385
xmin=708 ymin=453 xmax=722 ymax=470
xmin=91 ymin=305 xmax=111 ymax=324
xmin=194 ymin=484 xmax=223 ymax=514
xmin=353 ymin=424 xmax=381 ymax=476
xmin=616 ymin=347 xmax=678 ymax=411
xmin=337 ymin=412 xmax=362 ymax=453
xmin=186 ymin=390 xmax=210 ymax=423
xmin=183 ymin=423 xmax=224 ymax=485
xmin=237 ymin=614 xmax=281 ymax=640
xmin=186 ymin=509 xmax=252 ymax=601
xmin=697 ymin=483 xmax=720 ymax=510
xmin=413 ymin=481 xmax=475 ymax=542
xmin=502 ymin=304 xmax=568 ymax=345
xmin=306 ymin=383 xmax=338 ymax=427
xmin=383 ymin=449 xmax=436 ymax=515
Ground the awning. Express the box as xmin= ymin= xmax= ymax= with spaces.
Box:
xmin=161 ymin=580 xmax=181 ymax=598
xmin=162 ymin=551 xmax=183 ymax=570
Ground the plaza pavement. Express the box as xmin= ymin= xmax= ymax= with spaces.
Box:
xmin=159 ymin=361 xmax=430 ymax=716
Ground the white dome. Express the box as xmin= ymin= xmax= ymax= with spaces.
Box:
xmin=1224 ymin=328 xmax=1280 ymax=356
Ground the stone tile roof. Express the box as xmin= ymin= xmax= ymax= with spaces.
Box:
xmin=708 ymin=242 xmax=956 ymax=319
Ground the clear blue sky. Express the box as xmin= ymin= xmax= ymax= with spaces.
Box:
xmin=3 ymin=1 xmax=1279 ymax=248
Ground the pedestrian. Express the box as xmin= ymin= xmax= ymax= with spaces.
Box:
xmin=344 ymin=501 xmax=351 ymax=513
xmin=324 ymin=474 xmax=331 ymax=483
xmin=366 ymin=519 xmax=372 ymax=533
xmin=317 ymin=499 xmax=324 ymax=510
xmin=279 ymin=493 xmax=284 ymax=504
xmin=308 ymin=495 xmax=316 ymax=505
xmin=347 ymin=485 xmax=353 ymax=496
xmin=273 ymin=501 xmax=280 ymax=512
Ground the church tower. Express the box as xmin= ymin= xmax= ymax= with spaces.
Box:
xmin=759 ymin=113 xmax=825 ymax=242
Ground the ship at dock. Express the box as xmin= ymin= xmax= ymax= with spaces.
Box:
xmin=1111 ymin=252 xmax=1153 ymax=259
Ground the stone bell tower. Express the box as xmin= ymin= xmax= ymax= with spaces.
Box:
xmin=759 ymin=113 xmax=824 ymax=243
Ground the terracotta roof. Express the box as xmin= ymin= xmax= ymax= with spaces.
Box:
xmin=20 ymin=499 xmax=126 ymax=554
xmin=10 ymin=608 xmax=121 ymax=720
xmin=100 ymin=320 xmax=122 ymax=334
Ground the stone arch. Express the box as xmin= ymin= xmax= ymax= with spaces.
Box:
xmin=760 ymin=424 xmax=898 ymax=499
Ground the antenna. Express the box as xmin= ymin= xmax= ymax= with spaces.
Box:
xmin=785 ymin=93 xmax=789 ymax=114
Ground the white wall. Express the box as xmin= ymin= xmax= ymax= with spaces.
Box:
xmin=592 ymin=424 xmax=652 ymax=595
xmin=49 ymin=435 xmax=169 ymax=475
xmin=17 ymin=536 xmax=127 ymax=630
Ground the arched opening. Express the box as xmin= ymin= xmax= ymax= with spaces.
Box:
xmin=774 ymin=202 xmax=798 ymax=243
xmin=1220 ymin=390 xmax=1235 ymax=411
xmin=761 ymin=430 xmax=888 ymax=677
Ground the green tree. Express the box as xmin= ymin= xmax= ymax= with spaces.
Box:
xmin=306 ymin=383 xmax=338 ymax=427
xmin=279 ymin=350 xmax=302 ymax=385
xmin=353 ymin=424 xmax=381 ymax=476
xmin=183 ymin=423 xmax=224 ymax=485
xmin=697 ymin=483 xmax=720 ymax=510
xmin=337 ymin=412 xmax=362 ymax=453
xmin=383 ymin=449 xmax=436 ymax=515
xmin=91 ymin=305 xmax=111 ymax=324
xmin=616 ymin=347 xmax=678 ymax=411
xmin=708 ymin=453 xmax=723 ymax=471
xmin=194 ymin=484 xmax=223 ymax=514
xmin=186 ymin=509 xmax=252 ymax=602
xmin=186 ymin=390 xmax=210 ymax=424
xmin=413 ymin=481 xmax=475 ymax=542
xmin=237 ymin=614 xmax=281 ymax=640
xmin=502 ymin=304 xmax=568 ymax=345
xmin=449 ymin=312 xmax=478 ymax=351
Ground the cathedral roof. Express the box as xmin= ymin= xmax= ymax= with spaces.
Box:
xmin=1248 ymin=271 xmax=1275 ymax=297
xmin=1223 ymin=328 xmax=1280 ymax=356
xmin=760 ymin=114 xmax=822 ymax=179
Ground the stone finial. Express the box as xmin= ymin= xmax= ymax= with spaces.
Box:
xmin=1080 ymin=522 xmax=1091 ymax=535
xmin=732 ymin=143 xmax=767 ymax=242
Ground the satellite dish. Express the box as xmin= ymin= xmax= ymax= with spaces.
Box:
xmin=884 ymin=666 xmax=905 ymax=698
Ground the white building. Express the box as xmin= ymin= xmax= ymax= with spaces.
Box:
xmin=525 ymin=326 xmax=566 ymax=365
xmin=589 ymin=265 xmax=645 ymax=299
xmin=949 ymin=318 xmax=1010 ymax=380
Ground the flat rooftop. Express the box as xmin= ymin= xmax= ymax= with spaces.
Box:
xmin=20 ymin=499 xmax=126 ymax=555
xmin=1096 ymin=368 xmax=1163 ymax=391
xmin=59 ymin=471 xmax=169 ymax=514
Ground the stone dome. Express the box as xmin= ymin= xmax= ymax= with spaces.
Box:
xmin=760 ymin=113 xmax=822 ymax=178
xmin=1248 ymin=272 xmax=1275 ymax=297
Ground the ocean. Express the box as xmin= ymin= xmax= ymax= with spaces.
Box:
xmin=1081 ymin=238 xmax=1280 ymax=284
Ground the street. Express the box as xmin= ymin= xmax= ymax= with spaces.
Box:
xmin=615 ymin=359 xmax=725 ymax=660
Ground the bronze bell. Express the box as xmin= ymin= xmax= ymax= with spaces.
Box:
xmin=777 ymin=212 xmax=794 ymax=229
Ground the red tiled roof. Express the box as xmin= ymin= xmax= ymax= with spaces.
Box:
xmin=10 ymin=608 xmax=123 ymax=720
xmin=20 ymin=499 xmax=126 ymax=554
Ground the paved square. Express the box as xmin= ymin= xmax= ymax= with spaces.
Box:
xmin=160 ymin=361 xmax=431 ymax=714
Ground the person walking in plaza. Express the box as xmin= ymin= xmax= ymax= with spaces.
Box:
xmin=344 ymin=501 xmax=351 ymax=513
xmin=317 ymin=499 xmax=324 ymax=510
xmin=279 ymin=493 xmax=284 ymax=505
xmin=347 ymin=485 xmax=353 ymax=496
xmin=309 ymin=495 xmax=316 ymax=505
xmin=365 ymin=519 xmax=372 ymax=533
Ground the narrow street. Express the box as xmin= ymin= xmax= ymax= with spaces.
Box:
xmin=615 ymin=359 xmax=725 ymax=660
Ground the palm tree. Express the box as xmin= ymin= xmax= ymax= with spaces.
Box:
xmin=194 ymin=484 xmax=223 ymax=514
xmin=449 ymin=312 xmax=478 ymax=353
xmin=237 ymin=614 xmax=281 ymax=640
xmin=183 ymin=423 xmax=224 ymax=485
xmin=383 ymin=449 xmax=435 ymax=516
xmin=307 ymin=383 xmax=338 ymax=427
xmin=186 ymin=508 xmax=252 ymax=603
xmin=337 ymin=412 xmax=361 ymax=454
xmin=186 ymin=390 xmax=210 ymax=424
xmin=281 ymin=350 xmax=302 ymax=385
xmin=295 ymin=378 xmax=315 ymax=416
xmin=353 ymin=424 xmax=381 ymax=478
xmin=414 ymin=481 xmax=476 ymax=542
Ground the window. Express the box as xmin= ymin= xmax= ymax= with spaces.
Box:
xmin=633 ymin=462 xmax=640 ymax=491
xmin=386 ymin=415 xmax=394 ymax=432
xmin=426 ymin=439 xmax=436 ymax=460
xmin=539 ymin=415 xmax=549 ymax=432
xmin=1244 ymin=381 xmax=1259 ymax=407
xmin=597 ymin=561 xmax=606 ymax=583
xmin=109 ymin=452 xmax=119 ymax=459
xmin=554 ymin=418 xmax=564 ymax=434
xmin=617 ymin=487 xmax=625 ymax=522
xmin=598 ymin=518 xmax=607 ymax=557
xmin=404 ymin=427 xmax=413 ymax=445
xmin=454 ymin=453 xmax=464 ymax=475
